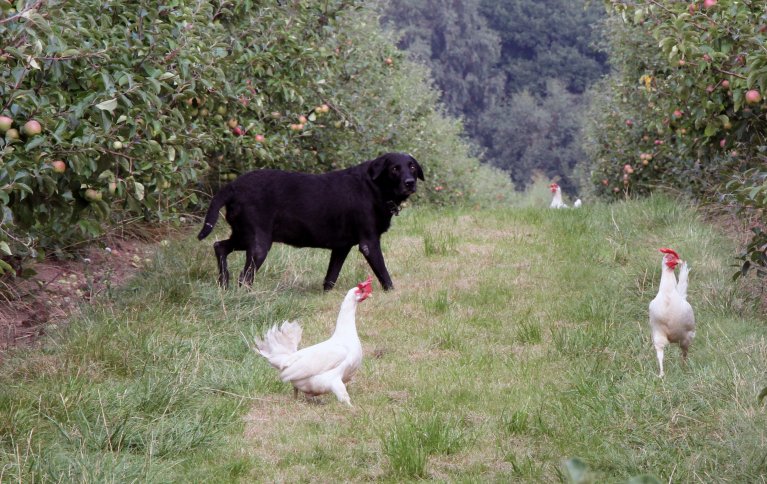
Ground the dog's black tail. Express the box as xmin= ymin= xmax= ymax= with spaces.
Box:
xmin=197 ymin=185 xmax=232 ymax=240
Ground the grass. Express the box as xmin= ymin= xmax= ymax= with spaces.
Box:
xmin=1 ymin=194 xmax=766 ymax=482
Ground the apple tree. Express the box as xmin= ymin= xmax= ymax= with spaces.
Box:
xmin=0 ymin=0 xmax=510 ymax=275
xmin=584 ymin=0 xmax=767 ymax=277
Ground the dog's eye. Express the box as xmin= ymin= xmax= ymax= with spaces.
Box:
xmin=392 ymin=166 xmax=400 ymax=173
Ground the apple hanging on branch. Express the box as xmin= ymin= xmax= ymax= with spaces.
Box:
xmin=21 ymin=119 xmax=42 ymax=136
xmin=0 ymin=115 xmax=13 ymax=133
xmin=51 ymin=160 xmax=66 ymax=173
xmin=745 ymin=89 xmax=762 ymax=104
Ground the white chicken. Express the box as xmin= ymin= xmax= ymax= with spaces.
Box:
xmin=648 ymin=248 xmax=695 ymax=377
xmin=549 ymin=183 xmax=568 ymax=209
xmin=573 ymin=198 xmax=582 ymax=208
xmin=253 ymin=276 xmax=372 ymax=405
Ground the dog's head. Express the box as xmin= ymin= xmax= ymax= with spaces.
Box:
xmin=368 ymin=152 xmax=424 ymax=201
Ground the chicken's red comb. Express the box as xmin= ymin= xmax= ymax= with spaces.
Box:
xmin=659 ymin=248 xmax=680 ymax=259
xmin=357 ymin=275 xmax=373 ymax=295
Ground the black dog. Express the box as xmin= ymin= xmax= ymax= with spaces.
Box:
xmin=197 ymin=152 xmax=424 ymax=290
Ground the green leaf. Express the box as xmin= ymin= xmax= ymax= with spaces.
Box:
xmin=134 ymin=182 xmax=145 ymax=201
xmin=95 ymin=98 xmax=118 ymax=112
xmin=0 ymin=241 xmax=11 ymax=256
xmin=0 ymin=259 xmax=13 ymax=276
xmin=24 ymin=135 xmax=47 ymax=151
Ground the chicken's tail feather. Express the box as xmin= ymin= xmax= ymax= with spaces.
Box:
xmin=253 ymin=321 xmax=302 ymax=369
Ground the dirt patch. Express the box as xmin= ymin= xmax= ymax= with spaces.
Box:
xmin=0 ymin=237 xmax=159 ymax=354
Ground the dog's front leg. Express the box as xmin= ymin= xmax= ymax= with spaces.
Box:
xmin=323 ymin=246 xmax=353 ymax=291
xmin=359 ymin=239 xmax=393 ymax=290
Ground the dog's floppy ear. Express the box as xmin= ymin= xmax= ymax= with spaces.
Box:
xmin=367 ymin=155 xmax=389 ymax=180
xmin=409 ymin=155 xmax=424 ymax=181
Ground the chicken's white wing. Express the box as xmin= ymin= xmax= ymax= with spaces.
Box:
xmin=279 ymin=342 xmax=348 ymax=382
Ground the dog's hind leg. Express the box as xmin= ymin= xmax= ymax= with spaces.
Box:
xmin=323 ymin=246 xmax=353 ymax=291
xmin=239 ymin=234 xmax=273 ymax=287
xmin=213 ymin=240 xmax=235 ymax=288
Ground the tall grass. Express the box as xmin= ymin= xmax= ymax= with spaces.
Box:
xmin=0 ymin=194 xmax=765 ymax=481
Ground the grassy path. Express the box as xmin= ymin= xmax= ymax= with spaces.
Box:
xmin=1 ymin=196 xmax=765 ymax=482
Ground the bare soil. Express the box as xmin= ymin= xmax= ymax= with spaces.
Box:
xmin=0 ymin=237 xmax=158 ymax=353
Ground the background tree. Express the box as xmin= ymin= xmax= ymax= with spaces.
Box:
xmin=379 ymin=0 xmax=505 ymax=134
xmin=379 ymin=0 xmax=608 ymax=193
xmin=478 ymin=0 xmax=608 ymax=95
xmin=479 ymin=80 xmax=587 ymax=193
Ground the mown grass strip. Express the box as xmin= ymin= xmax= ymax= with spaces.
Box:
xmin=0 ymin=195 xmax=765 ymax=482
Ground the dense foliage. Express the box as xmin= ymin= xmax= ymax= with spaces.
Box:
xmin=584 ymin=0 xmax=767 ymax=278
xmin=0 ymin=0 xmax=512 ymax=272
xmin=380 ymin=0 xmax=608 ymax=192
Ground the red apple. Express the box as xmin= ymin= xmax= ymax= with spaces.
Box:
xmin=298 ymin=115 xmax=307 ymax=124
xmin=703 ymin=0 xmax=716 ymax=8
xmin=231 ymin=126 xmax=244 ymax=136
xmin=0 ymin=115 xmax=12 ymax=133
xmin=745 ymin=89 xmax=762 ymax=104
xmin=51 ymin=160 xmax=66 ymax=173
xmin=719 ymin=138 xmax=727 ymax=148
xmin=384 ymin=57 xmax=393 ymax=65
xmin=625 ymin=119 xmax=633 ymax=127
xmin=678 ymin=59 xmax=686 ymax=66
xmin=623 ymin=164 xmax=634 ymax=174
xmin=721 ymin=79 xmax=730 ymax=89
xmin=255 ymin=134 xmax=265 ymax=142
xmin=21 ymin=119 xmax=42 ymax=136
xmin=673 ymin=109 xmax=683 ymax=118
xmin=84 ymin=188 xmax=103 ymax=202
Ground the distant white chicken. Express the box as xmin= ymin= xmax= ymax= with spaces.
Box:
xmin=648 ymin=248 xmax=695 ymax=377
xmin=573 ymin=198 xmax=582 ymax=208
xmin=549 ymin=183 xmax=568 ymax=209
xmin=254 ymin=276 xmax=373 ymax=405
